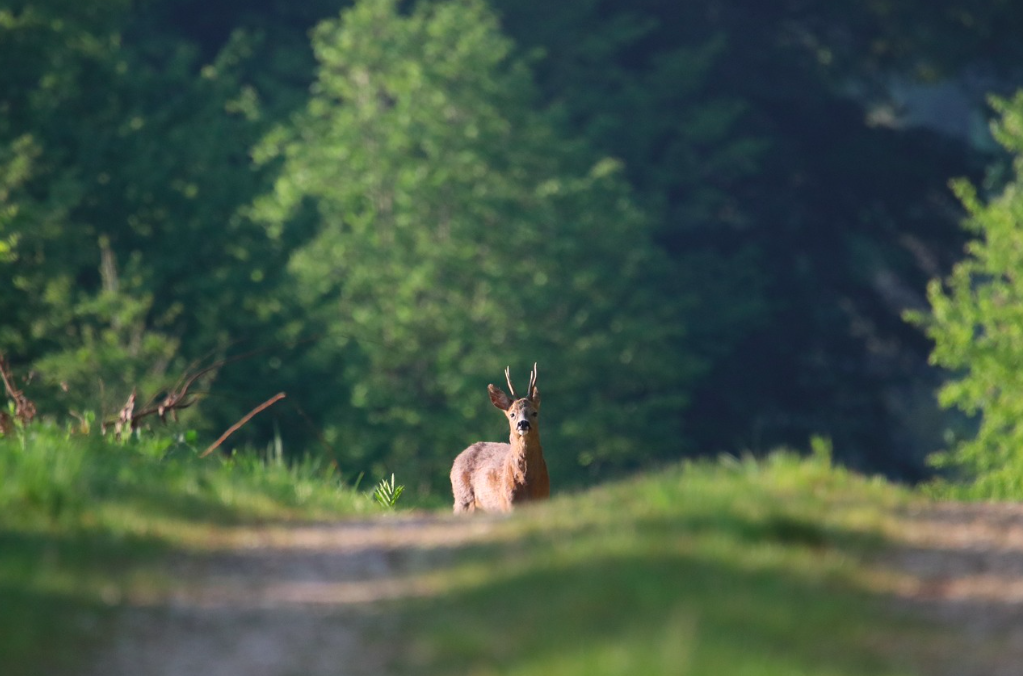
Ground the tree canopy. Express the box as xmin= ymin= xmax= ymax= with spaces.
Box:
xmin=251 ymin=0 xmax=696 ymax=484
xmin=4 ymin=0 xmax=1023 ymax=490
xmin=912 ymin=93 xmax=1023 ymax=497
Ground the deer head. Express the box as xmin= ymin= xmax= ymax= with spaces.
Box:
xmin=487 ymin=363 xmax=540 ymax=439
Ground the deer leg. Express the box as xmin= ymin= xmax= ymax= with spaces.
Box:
xmin=451 ymin=471 xmax=476 ymax=514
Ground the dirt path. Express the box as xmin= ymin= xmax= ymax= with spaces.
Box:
xmin=886 ymin=503 xmax=1023 ymax=676
xmin=84 ymin=515 xmax=498 ymax=676
xmin=82 ymin=503 xmax=1023 ymax=676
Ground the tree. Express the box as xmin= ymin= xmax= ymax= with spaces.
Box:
xmin=489 ymin=0 xmax=982 ymax=477
xmin=0 ymin=0 xmax=180 ymax=409
xmin=911 ymin=92 xmax=1023 ymax=497
xmin=0 ymin=1 xmax=300 ymax=422
xmin=252 ymin=0 xmax=698 ymax=487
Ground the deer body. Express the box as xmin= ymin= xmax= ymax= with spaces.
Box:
xmin=451 ymin=364 xmax=549 ymax=513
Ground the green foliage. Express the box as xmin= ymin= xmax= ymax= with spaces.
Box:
xmin=373 ymin=472 xmax=405 ymax=509
xmin=0 ymin=0 xmax=299 ymax=425
xmin=3 ymin=0 xmax=1021 ymax=489
xmin=253 ymin=0 xmax=697 ymax=486
xmin=489 ymin=0 xmax=978 ymax=479
xmin=909 ymin=92 xmax=1023 ymax=497
xmin=0 ymin=422 xmax=375 ymax=528
xmin=398 ymin=452 xmax=917 ymax=675
xmin=5 ymin=3 xmax=464 ymax=478
xmin=810 ymin=434 xmax=835 ymax=465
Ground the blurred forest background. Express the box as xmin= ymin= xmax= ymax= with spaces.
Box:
xmin=4 ymin=0 xmax=1023 ymax=493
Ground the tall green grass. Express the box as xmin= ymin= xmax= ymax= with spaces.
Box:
xmin=0 ymin=422 xmax=376 ymax=674
xmin=397 ymin=451 xmax=930 ymax=676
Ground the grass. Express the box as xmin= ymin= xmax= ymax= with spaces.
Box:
xmin=1 ymin=425 xmax=949 ymax=675
xmin=0 ymin=422 xmax=378 ymax=675
xmin=396 ymin=451 xmax=930 ymax=676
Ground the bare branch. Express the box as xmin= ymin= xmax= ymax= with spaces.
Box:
xmin=200 ymin=392 xmax=287 ymax=458
xmin=0 ymin=352 xmax=36 ymax=426
xmin=114 ymin=389 xmax=137 ymax=440
xmin=103 ymin=355 xmax=227 ymax=430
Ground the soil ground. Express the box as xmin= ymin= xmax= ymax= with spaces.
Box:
xmin=81 ymin=504 xmax=1023 ymax=676
xmin=83 ymin=515 xmax=499 ymax=676
xmin=886 ymin=503 xmax=1023 ymax=676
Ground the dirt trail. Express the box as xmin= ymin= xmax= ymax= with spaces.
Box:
xmin=83 ymin=504 xmax=1023 ymax=676
xmin=84 ymin=515 xmax=498 ymax=676
xmin=886 ymin=503 xmax=1023 ymax=676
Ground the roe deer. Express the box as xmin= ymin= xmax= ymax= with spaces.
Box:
xmin=450 ymin=363 xmax=550 ymax=513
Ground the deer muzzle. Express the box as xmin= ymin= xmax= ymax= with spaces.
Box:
xmin=515 ymin=419 xmax=531 ymax=434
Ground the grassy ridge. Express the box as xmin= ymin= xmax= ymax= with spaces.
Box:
xmin=399 ymin=451 xmax=928 ymax=675
xmin=0 ymin=424 xmax=377 ymax=675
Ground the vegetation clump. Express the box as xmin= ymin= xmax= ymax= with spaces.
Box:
xmin=0 ymin=421 xmax=376 ymax=673
xmin=911 ymin=93 xmax=1023 ymax=499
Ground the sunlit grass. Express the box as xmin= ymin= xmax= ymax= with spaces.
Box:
xmin=397 ymin=451 xmax=927 ymax=676
xmin=0 ymin=426 xmax=946 ymax=676
xmin=0 ymin=423 xmax=377 ymax=675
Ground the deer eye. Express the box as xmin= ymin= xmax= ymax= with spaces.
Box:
xmin=510 ymin=412 xmax=516 ymax=418
xmin=531 ymin=412 xmax=538 ymax=417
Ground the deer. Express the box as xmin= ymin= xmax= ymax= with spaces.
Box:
xmin=450 ymin=363 xmax=550 ymax=513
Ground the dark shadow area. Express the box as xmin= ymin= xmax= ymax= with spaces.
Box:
xmin=0 ymin=527 xmax=171 ymax=585
xmin=0 ymin=583 xmax=116 ymax=676
xmin=0 ymin=524 xmax=176 ymax=675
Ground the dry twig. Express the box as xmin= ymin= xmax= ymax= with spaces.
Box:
xmin=0 ymin=351 xmax=36 ymax=430
xmin=114 ymin=389 xmax=137 ymax=439
xmin=106 ymin=342 xmax=296 ymax=433
xmin=103 ymin=359 xmax=221 ymax=433
xmin=200 ymin=392 xmax=287 ymax=458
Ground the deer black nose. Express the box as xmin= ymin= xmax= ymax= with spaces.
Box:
xmin=516 ymin=419 xmax=531 ymax=432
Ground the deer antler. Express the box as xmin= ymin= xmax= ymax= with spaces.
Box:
xmin=504 ymin=366 xmax=517 ymax=398
xmin=527 ymin=362 xmax=538 ymax=400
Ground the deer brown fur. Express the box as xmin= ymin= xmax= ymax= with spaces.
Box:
xmin=450 ymin=364 xmax=549 ymax=513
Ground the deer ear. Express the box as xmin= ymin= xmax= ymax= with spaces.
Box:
xmin=488 ymin=384 xmax=512 ymax=410
xmin=530 ymin=386 xmax=540 ymax=409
